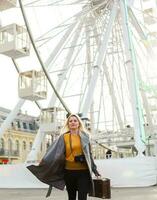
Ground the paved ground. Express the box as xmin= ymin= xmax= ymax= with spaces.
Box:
xmin=0 ymin=186 xmax=157 ymax=200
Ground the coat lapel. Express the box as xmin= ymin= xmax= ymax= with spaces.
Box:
xmin=80 ymin=131 xmax=90 ymax=149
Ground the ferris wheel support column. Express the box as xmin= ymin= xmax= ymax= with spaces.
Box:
xmin=129 ymin=8 xmax=154 ymax=134
xmin=120 ymin=0 xmax=146 ymax=155
xmin=81 ymin=3 xmax=118 ymax=118
xmin=26 ymin=129 xmax=45 ymax=163
xmin=0 ymin=99 xmax=25 ymax=138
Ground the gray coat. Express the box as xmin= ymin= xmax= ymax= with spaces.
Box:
xmin=27 ymin=132 xmax=98 ymax=196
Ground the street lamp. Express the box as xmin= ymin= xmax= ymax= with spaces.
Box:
xmin=147 ymin=136 xmax=151 ymax=156
xmin=8 ymin=129 xmax=12 ymax=164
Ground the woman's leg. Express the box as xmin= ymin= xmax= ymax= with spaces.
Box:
xmin=77 ymin=170 xmax=90 ymax=200
xmin=64 ymin=170 xmax=77 ymax=200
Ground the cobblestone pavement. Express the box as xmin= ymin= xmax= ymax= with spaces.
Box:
xmin=0 ymin=186 xmax=157 ymax=200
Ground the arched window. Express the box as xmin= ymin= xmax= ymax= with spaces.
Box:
xmin=0 ymin=138 xmax=4 ymax=149
xmin=17 ymin=121 xmax=21 ymax=128
xmin=23 ymin=141 xmax=26 ymax=150
xmin=23 ymin=122 xmax=27 ymax=129
xmin=29 ymin=142 xmax=32 ymax=150
xmin=8 ymin=139 xmax=12 ymax=152
xmin=15 ymin=140 xmax=19 ymax=151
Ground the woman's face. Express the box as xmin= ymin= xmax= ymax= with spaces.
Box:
xmin=68 ymin=116 xmax=80 ymax=131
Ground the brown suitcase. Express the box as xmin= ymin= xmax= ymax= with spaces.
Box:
xmin=89 ymin=178 xmax=111 ymax=199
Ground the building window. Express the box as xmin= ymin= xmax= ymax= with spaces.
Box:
xmin=23 ymin=122 xmax=27 ymax=129
xmin=23 ymin=141 xmax=26 ymax=150
xmin=8 ymin=139 xmax=12 ymax=152
xmin=29 ymin=142 xmax=32 ymax=150
xmin=17 ymin=121 xmax=21 ymax=128
xmin=29 ymin=123 xmax=33 ymax=130
xmin=15 ymin=140 xmax=19 ymax=151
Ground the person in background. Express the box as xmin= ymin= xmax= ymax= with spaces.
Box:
xmin=27 ymin=113 xmax=100 ymax=200
xmin=106 ymin=149 xmax=112 ymax=159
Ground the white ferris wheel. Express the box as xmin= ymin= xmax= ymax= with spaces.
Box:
xmin=0 ymin=0 xmax=157 ymax=162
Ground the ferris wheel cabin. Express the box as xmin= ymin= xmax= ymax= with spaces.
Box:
xmin=18 ymin=70 xmax=47 ymax=101
xmin=0 ymin=23 xmax=30 ymax=59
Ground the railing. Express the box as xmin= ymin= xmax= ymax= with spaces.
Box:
xmin=0 ymin=148 xmax=19 ymax=157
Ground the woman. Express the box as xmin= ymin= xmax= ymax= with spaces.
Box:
xmin=27 ymin=114 xmax=100 ymax=200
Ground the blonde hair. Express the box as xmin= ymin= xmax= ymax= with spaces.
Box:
xmin=60 ymin=113 xmax=89 ymax=135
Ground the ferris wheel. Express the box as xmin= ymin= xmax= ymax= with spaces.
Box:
xmin=0 ymin=0 xmax=157 ymax=162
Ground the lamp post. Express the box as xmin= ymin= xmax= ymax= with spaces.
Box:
xmin=8 ymin=129 xmax=11 ymax=164
xmin=147 ymin=136 xmax=151 ymax=156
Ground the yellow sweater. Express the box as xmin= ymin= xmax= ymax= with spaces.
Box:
xmin=64 ymin=133 xmax=88 ymax=170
